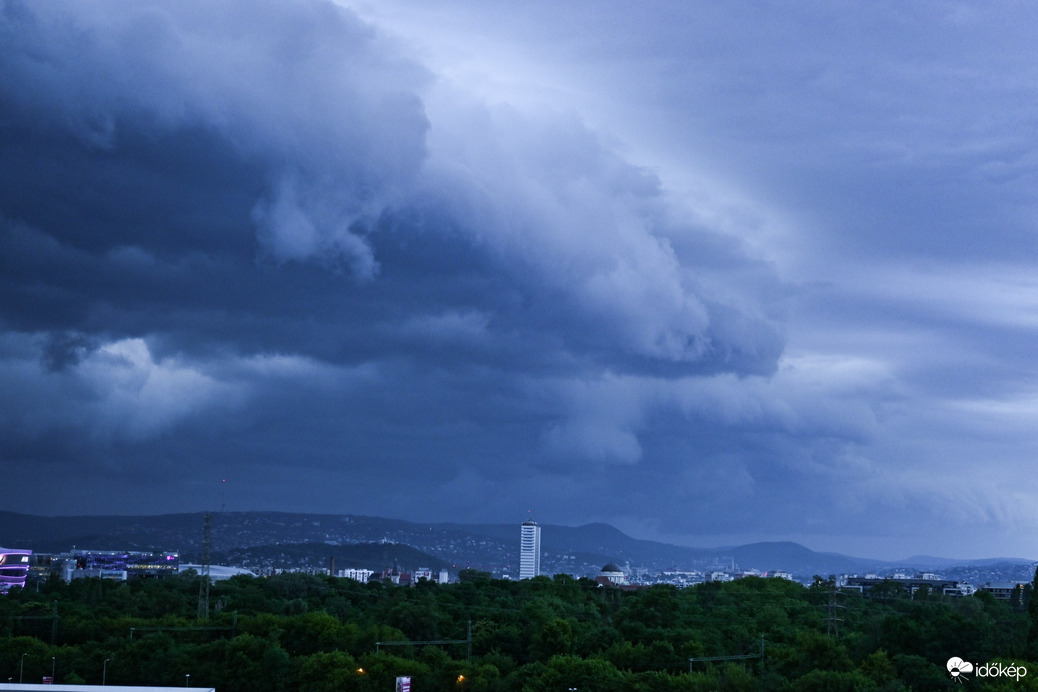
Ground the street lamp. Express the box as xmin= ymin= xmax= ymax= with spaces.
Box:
xmin=103 ymin=658 xmax=111 ymax=686
xmin=19 ymin=653 xmax=26 ymax=684
xmin=185 ymin=673 xmax=190 ymax=687
xmin=51 ymin=656 xmax=55 ymax=681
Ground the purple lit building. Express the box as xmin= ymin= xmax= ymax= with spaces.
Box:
xmin=64 ymin=550 xmax=179 ymax=581
xmin=0 ymin=547 xmax=32 ymax=593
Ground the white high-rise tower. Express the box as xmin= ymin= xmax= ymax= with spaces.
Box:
xmin=519 ymin=520 xmax=541 ymax=579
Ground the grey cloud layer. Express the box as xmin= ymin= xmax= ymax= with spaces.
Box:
xmin=0 ymin=0 xmax=780 ymax=367
xmin=3 ymin=0 xmax=1036 ymax=559
xmin=0 ymin=0 xmax=783 ymax=504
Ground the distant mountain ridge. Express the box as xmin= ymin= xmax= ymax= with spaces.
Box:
xmin=0 ymin=511 xmax=1031 ymax=579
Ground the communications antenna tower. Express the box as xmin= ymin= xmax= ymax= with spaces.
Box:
xmin=824 ymin=576 xmax=844 ymax=637
xmin=197 ymin=512 xmax=212 ymax=620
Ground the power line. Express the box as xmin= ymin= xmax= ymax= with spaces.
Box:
xmin=688 ymin=635 xmax=765 ymax=673
xmin=375 ymin=621 xmax=473 ymax=661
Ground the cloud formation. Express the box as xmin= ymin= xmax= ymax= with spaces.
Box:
xmin=3 ymin=0 xmax=1038 ymax=559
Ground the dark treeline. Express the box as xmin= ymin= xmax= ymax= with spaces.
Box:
xmin=2 ymin=570 xmax=1038 ymax=691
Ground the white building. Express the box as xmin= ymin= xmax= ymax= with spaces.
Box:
xmin=181 ymin=564 xmax=257 ymax=581
xmin=337 ymin=567 xmax=375 ymax=582
xmin=597 ymin=563 xmax=626 ymax=586
xmin=519 ymin=520 xmax=541 ymax=580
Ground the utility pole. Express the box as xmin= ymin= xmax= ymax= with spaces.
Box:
xmin=51 ymin=601 xmax=59 ymax=646
xmin=824 ymin=576 xmax=844 ymax=637
xmin=197 ymin=513 xmax=211 ymax=620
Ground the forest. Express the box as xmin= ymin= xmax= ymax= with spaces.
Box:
xmin=2 ymin=570 xmax=1038 ymax=691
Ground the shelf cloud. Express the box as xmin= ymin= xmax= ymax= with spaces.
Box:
xmin=3 ymin=0 xmax=1037 ymax=560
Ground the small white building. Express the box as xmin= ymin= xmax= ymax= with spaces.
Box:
xmin=180 ymin=565 xmax=257 ymax=581
xmin=597 ymin=563 xmax=626 ymax=586
xmin=337 ymin=567 xmax=375 ymax=582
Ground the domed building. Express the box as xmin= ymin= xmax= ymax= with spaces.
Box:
xmin=596 ymin=562 xmax=626 ymax=586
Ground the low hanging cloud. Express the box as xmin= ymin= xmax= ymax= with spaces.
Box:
xmin=0 ymin=334 xmax=242 ymax=446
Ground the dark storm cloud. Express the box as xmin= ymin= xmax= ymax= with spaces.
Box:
xmin=39 ymin=331 xmax=100 ymax=373
xmin=0 ymin=0 xmax=780 ymax=368
xmin=0 ymin=0 xmax=785 ymax=520
xmin=4 ymin=0 xmax=1038 ymax=560
xmin=0 ymin=0 xmax=429 ymax=273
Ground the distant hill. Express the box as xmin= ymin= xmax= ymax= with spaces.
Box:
xmin=0 ymin=510 xmax=1030 ymax=579
xmin=725 ymin=542 xmax=879 ymax=577
xmin=213 ymin=541 xmax=448 ymax=574
xmin=0 ymin=511 xmax=204 ymax=552
xmin=458 ymin=521 xmax=714 ymax=566
xmin=897 ymin=555 xmax=1034 ymax=568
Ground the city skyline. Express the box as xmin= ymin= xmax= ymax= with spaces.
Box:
xmin=2 ymin=1 xmax=1038 ymax=561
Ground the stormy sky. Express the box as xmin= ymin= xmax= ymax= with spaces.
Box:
xmin=3 ymin=0 xmax=1037 ymax=560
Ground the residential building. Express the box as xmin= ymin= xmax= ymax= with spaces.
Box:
xmin=337 ymin=567 xmax=376 ymax=582
xmin=519 ymin=520 xmax=541 ymax=580
xmin=845 ymin=576 xmax=963 ymax=597
xmin=978 ymin=582 xmax=1031 ymax=601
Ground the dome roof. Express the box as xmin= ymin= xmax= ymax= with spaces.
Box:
xmin=601 ymin=563 xmax=623 ymax=573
